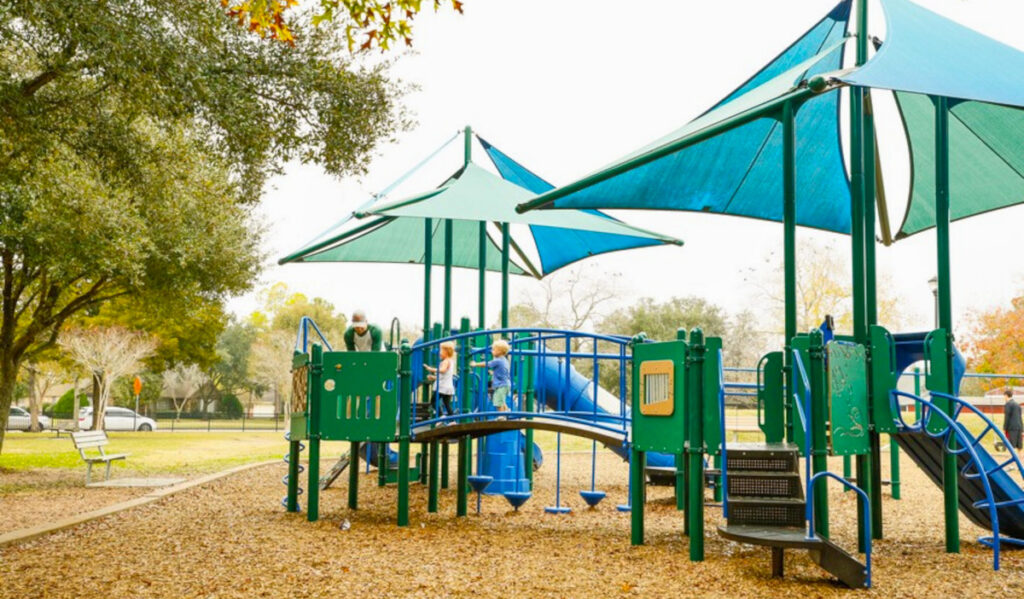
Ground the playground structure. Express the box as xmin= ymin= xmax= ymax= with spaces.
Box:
xmin=277 ymin=0 xmax=1024 ymax=590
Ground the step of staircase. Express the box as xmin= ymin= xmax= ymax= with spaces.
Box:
xmin=725 ymin=471 xmax=804 ymax=500
xmin=725 ymin=442 xmax=801 ymax=473
xmin=727 ymin=497 xmax=806 ymax=527
xmin=718 ymin=524 xmax=868 ymax=589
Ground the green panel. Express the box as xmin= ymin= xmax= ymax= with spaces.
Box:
xmin=827 ymin=342 xmax=870 ymax=456
xmin=895 ymin=93 xmax=1024 ymax=239
xmin=925 ymin=328 xmax=953 ymax=435
xmin=869 ymin=325 xmax=899 ymax=433
xmin=289 ymin=413 xmax=308 ymax=440
xmin=757 ymin=351 xmax=785 ymax=443
xmin=702 ymin=337 xmax=723 ymax=455
xmin=632 ymin=340 xmax=687 ymax=454
xmin=791 ymin=336 xmax=811 ymax=457
xmin=318 ymin=351 xmax=399 ymax=442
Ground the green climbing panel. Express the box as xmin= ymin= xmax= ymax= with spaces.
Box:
xmin=318 ymin=351 xmax=399 ymax=442
xmin=632 ymin=340 xmax=687 ymax=454
xmin=757 ymin=351 xmax=785 ymax=443
xmin=869 ymin=325 xmax=899 ymax=434
xmin=828 ymin=341 xmax=870 ymax=456
xmin=791 ymin=336 xmax=811 ymax=457
xmin=702 ymin=337 xmax=724 ymax=456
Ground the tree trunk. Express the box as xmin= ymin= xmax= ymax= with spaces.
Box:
xmin=27 ymin=365 xmax=41 ymax=432
xmin=0 ymin=356 xmax=20 ymax=455
xmin=72 ymin=376 xmax=81 ymax=432
xmin=90 ymin=375 xmax=103 ymax=431
xmin=174 ymin=398 xmax=184 ymax=422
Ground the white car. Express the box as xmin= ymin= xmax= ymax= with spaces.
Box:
xmin=6 ymin=406 xmax=51 ymax=431
xmin=79 ymin=406 xmax=157 ymax=432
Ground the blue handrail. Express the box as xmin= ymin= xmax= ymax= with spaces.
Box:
xmin=791 ymin=349 xmax=812 ymax=516
xmin=889 ymin=389 xmax=1004 ymax=570
xmin=806 ymin=471 xmax=872 ymax=588
xmin=294 ymin=316 xmax=333 ymax=353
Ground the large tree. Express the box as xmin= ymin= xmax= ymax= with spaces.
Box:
xmin=966 ymin=295 xmax=1024 ymax=391
xmin=0 ymin=2 xmax=407 ymax=452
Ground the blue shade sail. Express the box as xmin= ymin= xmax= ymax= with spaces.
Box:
xmin=841 ymin=0 xmax=1024 ymax=109
xmin=479 ymin=137 xmax=667 ymax=274
xmin=538 ymin=1 xmax=853 ymax=234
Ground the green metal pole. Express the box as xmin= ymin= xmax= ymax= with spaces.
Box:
xmin=934 ymin=94 xmax=960 ymax=553
xmin=851 ymin=0 xmax=871 ymax=553
xmin=348 ymin=441 xmax=360 ymax=509
xmin=428 ymin=322 xmax=442 ymax=513
xmin=809 ymin=330 xmax=829 ymax=537
xmin=501 ymin=223 xmax=510 ymax=329
xmin=478 ymin=222 xmax=486 ymax=328
xmin=675 ymin=328 xmax=687 ymax=512
xmin=525 ymin=336 xmax=536 ymax=489
xmin=890 ymin=434 xmax=901 ymax=500
xmin=398 ymin=343 xmax=412 ymax=526
xmin=378 ymin=442 xmax=387 ymax=487
xmin=286 ymin=439 xmax=300 ymax=512
xmin=457 ymin=317 xmax=471 ymax=516
xmin=307 ymin=344 xmax=323 ymax=522
xmin=424 ymin=219 xmax=432 ymax=340
xmin=687 ymin=328 xmax=706 ymax=561
xmin=782 ymin=100 xmax=798 ymax=448
xmin=630 ymin=447 xmax=646 ymax=546
xmin=864 ymin=90 xmax=884 ymax=540
xmin=440 ymin=220 xmax=454 ymax=492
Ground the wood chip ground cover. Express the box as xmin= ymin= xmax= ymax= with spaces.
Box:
xmin=2 ymin=450 xmax=1024 ymax=597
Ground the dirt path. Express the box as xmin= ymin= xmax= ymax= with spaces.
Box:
xmin=2 ymin=452 xmax=1024 ymax=597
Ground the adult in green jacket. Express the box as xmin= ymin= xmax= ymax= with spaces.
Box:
xmin=343 ymin=309 xmax=382 ymax=351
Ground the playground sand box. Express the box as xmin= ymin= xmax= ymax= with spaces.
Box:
xmin=2 ymin=451 xmax=1024 ymax=598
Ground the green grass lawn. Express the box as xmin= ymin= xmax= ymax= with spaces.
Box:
xmin=0 ymin=431 xmax=288 ymax=476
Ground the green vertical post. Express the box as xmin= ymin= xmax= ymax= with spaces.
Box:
xmin=457 ymin=317 xmax=471 ymax=516
xmin=843 ymin=455 xmax=852 ymax=487
xmin=378 ymin=442 xmax=387 ymax=487
xmin=782 ymin=100 xmax=798 ymax=447
xmin=630 ymin=447 xmax=646 ymax=546
xmin=851 ymin=0 xmax=872 ymax=552
xmin=675 ymin=328 xmax=687 ymax=512
xmin=686 ymin=328 xmax=706 ymax=561
xmin=934 ymin=94 xmax=959 ymax=553
xmin=864 ymin=89 xmax=884 ymax=541
xmin=478 ymin=222 xmax=486 ymax=328
xmin=441 ymin=218 xmax=454 ymax=491
xmin=890 ymin=434 xmax=901 ymax=499
xmin=307 ymin=344 xmax=323 ymax=522
xmin=501 ymin=223 xmax=510 ymax=329
xmin=428 ymin=322 xmax=442 ymax=513
xmin=524 ymin=336 xmax=536 ymax=489
xmin=424 ymin=219 xmax=432 ymax=340
xmin=348 ymin=441 xmax=360 ymax=509
xmin=286 ymin=439 xmax=301 ymax=512
xmin=398 ymin=343 xmax=412 ymax=526
xmin=809 ymin=330 xmax=829 ymax=537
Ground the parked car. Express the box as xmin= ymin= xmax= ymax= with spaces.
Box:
xmin=78 ymin=406 xmax=157 ymax=431
xmin=6 ymin=406 xmax=51 ymax=431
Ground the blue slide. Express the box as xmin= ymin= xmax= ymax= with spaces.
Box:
xmin=889 ymin=332 xmax=1024 ymax=539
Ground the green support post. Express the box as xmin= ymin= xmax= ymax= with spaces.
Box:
xmin=675 ymin=328 xmax=687 ymax=512
xmin=398 ymin=343 xmax=412 ymax=526
xmin=457 ymin=317 xmax=471 ymax=516
xmin=809 ymin=330 xmax=829 ymax=537
xmin=442 ymin=220 xmax=453 ymax=491
xmin=378 ymin=442 xmax=387 ymax=487
xmin=525 ymin=337 xmax=536 ymax=489
xmin=843 ymin=456 xmax=852 ymax=488
xmin=630 ymin=447 xmax=646 ymax=546
xmin=307 ymin=344 xmax=323 ymax=522
xmin=686 ymin=328 xmax=706 ymax=561
xmin=864 ymin=90 xmax=884 ymax=540
xmin=890 ymin=434 xmax=901 ymax=499
xmin=348 ymin=441 xmax=360 ymax=510
xmin=782 ymin=101 xmax=798 ymax=447
xmin=934 ymin=94 xmax=959 ymax=553
xmin=501 ymin=223 xmax=510 ymax=328
xmin=428 ymin=322 xmax=442 ymax=513
xmin=478 ymin=222 xmax=486 ymax=328
xmin=286 ymin=439 xmax=300 ymax=512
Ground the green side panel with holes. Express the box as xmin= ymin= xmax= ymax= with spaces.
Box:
xmin=758 ymin=351 xmax=785 ymax=443
xmin=869 ymin=325 xmax=899 ymax=433
xmin=631 ymin=340 xmax=687 ymax=454
xmin=318 ymin=351 xmax=399 ymax=442
xmin=828 ymin=341 xmax=870 ymax=456
xmin=702 ymin=337 xmax=724 ymax=456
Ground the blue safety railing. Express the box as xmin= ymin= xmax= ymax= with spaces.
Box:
xmin=718 ymin=349 xmax=729 ymax=518
xmin=807 ymin=471 xmax=872 ymax=588
xmin=889 ymin=389 xmax=1024 ymax=570
xmin=294 ymin=316 xmax=333 ymax=353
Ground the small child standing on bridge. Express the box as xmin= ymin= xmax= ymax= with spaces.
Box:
xmin=424 ymin=341 xmax=457 ymax=417
xmin=471 ymin=339 xmax=511 ymax=417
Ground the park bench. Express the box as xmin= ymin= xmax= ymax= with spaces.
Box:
xmin=71 ymin=431 xmax=128 ymax=484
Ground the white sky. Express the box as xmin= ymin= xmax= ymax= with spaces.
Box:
xmin=232 ymin=0 xmax=1024 ymax=345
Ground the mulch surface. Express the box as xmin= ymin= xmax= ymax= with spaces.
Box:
xmin=3 ymin=451 xmax=1024 ymax=597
